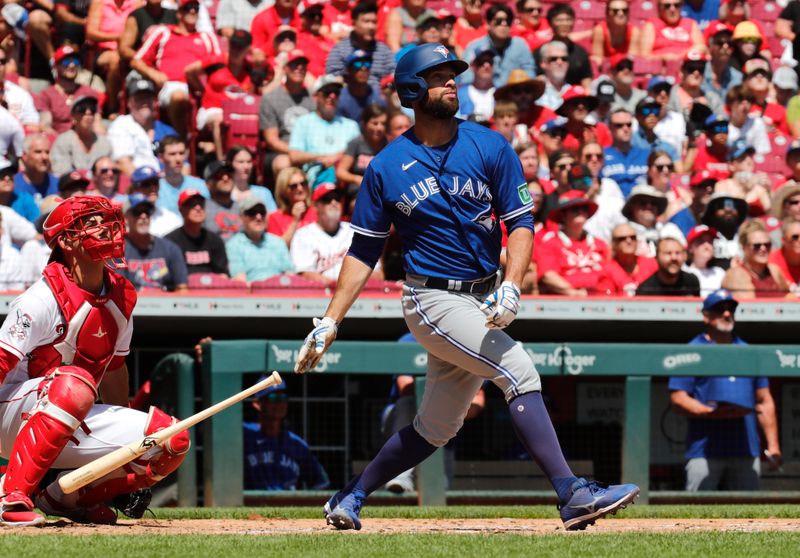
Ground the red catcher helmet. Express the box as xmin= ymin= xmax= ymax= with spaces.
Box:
xmin=42 ymin=196 xmax=126 ymax=269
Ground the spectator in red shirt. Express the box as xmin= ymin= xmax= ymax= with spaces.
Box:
xmin=36 ymin=46 xmax=101 ymax=135
xmin=556 ymin=86 xmax=612 ymax=152
xmin=769 ymin=220 xmax=800 ymax=292
xmin=513 ymin=0 xmax=552 ymax=53
xmin=384 ymin=0 xmax=429 ymax=53
xmin=597 ymin=222 xmax=658 ymax=296
xmin=322 ymin=0 xmax=354 ymax=43
xmin=132 ymin=0 xmax=221 ymax=138
xmin=296 ymin=3 xmax=335 ymax=79
xmin=494 ymin=70 xmax=553 ymax=135
xmin=186 ymin=29 xmax=255 ymax=160
xmin=250 ymin=0 xmax=301 ymax=61
xmin=536 ymin=190 xmax=609 ymax=296
xmin=743 ymin=58 xmax=790 ymax=137
xmin=591 ymin=0 xmax=640 ymax=66
xmin=452 ymin=0 xmax=486 ymax=57
xmin=691 ymin=114 xmax=731 ymax=175
xmin=267 ymin=166 xmax=317 ymax=246
xmin=640 ymin=0 xmax=705 ymax=61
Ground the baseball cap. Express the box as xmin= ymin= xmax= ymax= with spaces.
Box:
xmin=178 ymin=0 xmax=200 ymax=7
xmin=687 ymin=224 xmax=718 ymax=246
xmin=311 ymin=182 xmax=341 ymax=202
xmin=494 ymin=69 xmax=544 ymax=101
xmin=127 ymin=78 xmax=156 ymax=97
xmin=733 ymin=21 xmax=760 ymax=41
xmin=703 ymin=113 xmax=729 ymax=130
xmin=301 ymin=2 xmax=324 ymax=15
xmin=773 ymin=66 xmax=799 ymax=90
xmin=126 ymin=192 xmax=155 ymax=215
xmin=344 ymin=49 xmax=372 ymax=67
xmin=53 ymin=45 xmax=81 ymax=65
xmin=240 ymin=195 xmax=267 ymax=214
xmin=727 ymin=138 xmax=755 ymax=161
xmin=647 ymin=76 xmax=674 ymax=93
xmin=273 ymin=25 xmax=296 ymax=44
xmin=131 ymin=165 xmax=161 ymax=185
xmin=254 ymin=377 xmax=287 ymax=400
xmin=594 ymin=79 xmax=616 ymax=104
xmin=568 ymin=164 xmax=593 ymax=191
xmin=58 ymin=169 xmax=90 ymax=192
xmin=415 ymin=10 xmax=439 ymax=29
xmin=312 ymin=74 xmax=344 ymax=95
xmin=178 ymin=188 xmax=205 ymax=209
xmin=609 ymin=53 xmax=633 ymax=70
xmin=548 ymin=190 xmax=598 ymax=223
xmin=0 ymin=160 xmax=16 ymax=178
xmin=555 ymin=85 xmax=598 ymax=117
xmin=704 ymin=21 xmax=733 ymax=44
xmin=70 ymin=95 xmax=99 ymax=115
xmin=743 ymin=58 xmax=771 ymax=77
xmin=690 ymin=169 xmax=722 ymax=188
xmin=436 ymin=8 xmax=456 ymax=22
xmin=204 ymin=159 xmax=234 ymax=180
xmin=285 ymin=49 xmax=309 ymax=66
xmin=229 ymin=29 xmax=252 ymax=50
xmin=702 ymin=288 xmax=738 ymax=312
xmin=682 ymin=48 xmax=708 ymax=64
xmin=472 ymin=47 xmax=496 ymax=64
xmin=540 ymin=116 xmax=568 ymax=135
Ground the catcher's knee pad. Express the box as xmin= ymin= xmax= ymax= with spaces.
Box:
xmin=142 ymin=406 xmax=190 ymax=479
xmin=1 ymin=368 xmax=97 ymax=497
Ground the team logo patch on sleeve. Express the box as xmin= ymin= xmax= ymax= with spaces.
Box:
xmin=518 ymin=184 xmax=532 ymax=204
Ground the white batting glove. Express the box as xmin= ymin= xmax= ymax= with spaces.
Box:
xmin=294 ymin=317 xmax=338 ymax=373
xmin=479 ymin=281 xmax=521 ymax=329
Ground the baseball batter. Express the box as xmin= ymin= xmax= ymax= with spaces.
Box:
xmin=0 ymin=196 xmax=189 ymax=527
xmin=295 ymin=43 xmax=639 ymax=531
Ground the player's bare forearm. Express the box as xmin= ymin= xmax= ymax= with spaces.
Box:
xmin=504 ymin=227 xmax=533 ymax=287
xmin=669 ymin=390 xmax=715 ymax=417
xmin=323 ymin=255 xmax=374 ymax=323
xmin=755 ymin=387 xmax=780 ymax=451
xmin=99 ymin=364 xmax=130 ymax=407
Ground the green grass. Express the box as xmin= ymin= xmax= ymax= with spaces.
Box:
xmin=0 ymin=533 xmax=798 ymax=558
xmin=148 ymin=504 xmax=800 ymax=520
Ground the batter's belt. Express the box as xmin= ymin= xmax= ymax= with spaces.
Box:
xmin=405 ymin=271 xmax=501 ymax=296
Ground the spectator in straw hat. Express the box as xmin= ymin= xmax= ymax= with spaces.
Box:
xmin=623 ymin=184 xmax=686 ymax=258
xmin=535 ymin=190 xmax=608 ymax=296
xmin=493 ymin=68 xmax=551 ymax=131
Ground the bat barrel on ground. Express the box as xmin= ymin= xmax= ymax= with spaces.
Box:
xmin=58 ymin=371 xmax=283 ymax=494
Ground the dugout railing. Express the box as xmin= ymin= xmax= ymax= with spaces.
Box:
xmin=185 ymin=340 xmax=800 ymax=507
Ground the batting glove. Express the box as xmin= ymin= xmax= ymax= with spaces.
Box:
xmin=294 ymin=317 xmax=338 ymax=373
xmin=479 ymin=281 xmax=521 ymax=329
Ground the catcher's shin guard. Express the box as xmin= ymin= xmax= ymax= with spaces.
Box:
xmin=1 ymin=367 xmax=97 ymax=498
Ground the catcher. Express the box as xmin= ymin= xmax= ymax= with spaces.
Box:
xmin=0 ymin=196 xmax=189 ymax=526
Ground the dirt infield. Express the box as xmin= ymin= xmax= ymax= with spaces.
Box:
xmin=6 ymin=518 xmax=800 ymax=535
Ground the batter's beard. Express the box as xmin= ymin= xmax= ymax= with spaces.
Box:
xmin=421 ymin=94 xmax=459 ymax=119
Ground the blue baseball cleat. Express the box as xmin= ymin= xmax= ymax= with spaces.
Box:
xmin=559 ymin=478 xmax=640 ymax=531
xmin=323 ymin=487 xmax=366 ymax=531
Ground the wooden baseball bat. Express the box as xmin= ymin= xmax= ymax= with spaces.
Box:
xmin=58 ymin=371 xmax=283 ymax=494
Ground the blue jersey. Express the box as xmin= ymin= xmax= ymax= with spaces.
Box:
xmin=349 ymin=120 xmax=534 ymax=280
xmin=601 ymin=145 xmax=650 ymax=198
xmin=668 ymin=334 xmax=768 ymax=460
xmin=243 ymin=423 xmax=330 ymax=491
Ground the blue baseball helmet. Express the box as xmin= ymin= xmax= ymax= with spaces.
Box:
xmin=395 ymin=43 xmax=468 ymax=108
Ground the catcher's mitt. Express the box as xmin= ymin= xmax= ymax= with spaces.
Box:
xmin=112 ymin=488 xmax=152 ymax=519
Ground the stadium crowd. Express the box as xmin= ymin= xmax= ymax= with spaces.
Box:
xmin=0 ymin=0 xmax=799 ymax=297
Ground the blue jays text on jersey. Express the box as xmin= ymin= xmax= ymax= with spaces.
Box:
xmin=348 ymin=120 xmax=535 ymax=281
xmin=243 ymin=424 xmax=330 ymax=491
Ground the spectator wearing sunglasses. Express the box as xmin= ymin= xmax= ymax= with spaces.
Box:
xmin=702 ymin=22 xmax=741 ymax=101
xmin=769 ymin=219 xmax=800 ymax=291
xmin=536 ymin=40 xmax=572 ymax=111
xmin=243 ymin=380 xmax=329 ymax=491
xmin=646 ymin=150 xmax=691 ymax=222
xmin=462 ymin=4 xmax=534 ymax=87
xmin=166 ymin=189 xmax=229 ymax=277
xmin=538 ymin=149 xmax=576 ymax=221
xmin=337 ymin=50 xmax=386 ymax=122
xmin=715 ymin=139 xmax=772 ymax=216
xmin=129 ymin=165 xmax=182 ymax=237
xmin=602 ymin=108 xmax=649 ymax=198
xmin=702 ymin=189 xmax=749 ymax=269
xmin=742 ymin=59 xmax=790 ymax=136
xmin=597 ymin=222 xmax=657 ymax=296
xmin=723 ymin=219 xmax=792 ymax=298
xmin=667 ymin=49 xmax=723 ymax=118
xmin=537 ymin=118 xmax=567 ymax=177
xmin=689 ymin=114 xmax=731 ymax=175
xmin=0 ymin=162 xmax=38 ymax=224
xmin=607 ymin=55 xmax=647 ymax=114
xmin=631 ymin=97 xmax=680 ymax=163
xmin=37 ymin=46 xmax=102 ymax=136
xmin=227 ymin=195 xmax=293 ymax=283
xmin=512 ymin=0 xmax=552 ymax=53
xmin=89 ymin=156 xmax=126 ymax=204
xmin=591 ymin=0 xmax=641 ymax=66
xmin=50 ymin=96 xmax=112 ymax=177
xmin=641 ymin=0 xmax=706 ymax=61
xmin=623 ymin=184 xmax=686 ymax=258
xmin=726 ymin=85 xmax=770 ymax=155
xmin=533 ymin=4 xmax=592 ymax=89
xmin=730 ymin=20 xmax=770 ymax=73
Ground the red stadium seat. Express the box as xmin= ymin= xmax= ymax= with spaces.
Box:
xmin=188 ymin=273 xmax=248 ymax=290
xmin=361 ymin=278 xmax=403 ymax=293
xmin=630 ymin=1 xmax=657 ymax=22
xmin=770 ymin=133 xmax=790 ymax=158
xmin=632 ymin=57 xmax=663 ymax=88
xmin=221 ymin=94 xmax=264 ymax=182
xmin=663 ymin=58 xmax=683 ymax=80
xmin=755 ymin=154 xmax=790 ymax=176
xmin=250 ymin=274 xmax=327 ymax=290
xmin=574 ymin=0 xmax=606 ymax=22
